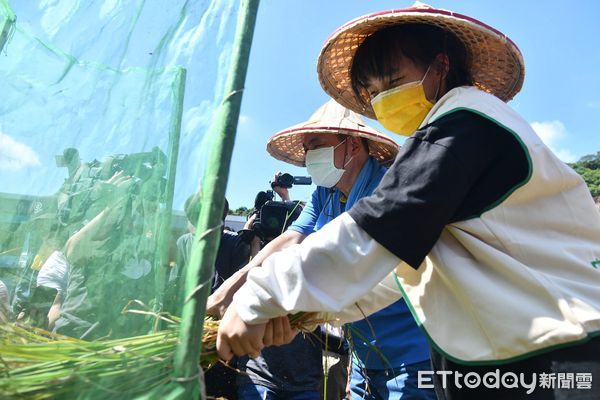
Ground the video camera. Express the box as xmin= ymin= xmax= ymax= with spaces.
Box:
xmin=94 ymin=147 xmax=167 ymax=184
xmin=56 ymin=147 xmax=167 ymax=226
xmin=251 ymin=173 xmax=312 ymax=241
xmin=269 ymin=173 xmax=312 ymax=189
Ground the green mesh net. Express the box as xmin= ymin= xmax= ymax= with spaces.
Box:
xmin=0 ymin=0 xmax=245 ymax=397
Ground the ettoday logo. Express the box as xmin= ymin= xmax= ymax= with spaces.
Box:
xmin=418 ymin=370 xmax=593 ymax=394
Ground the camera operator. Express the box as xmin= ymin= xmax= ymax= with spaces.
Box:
xmin=245 ymin=173 xmax=307 ymax=249
xmin=49 ymin=170 xmax=137 ymax=338
xmin=51 ymin=148 xmax=167 ymax=340
xmin=55 ymin=148 xmax=98 ymax=232
xmin=271 ymin=172 xmax=290 ymax=201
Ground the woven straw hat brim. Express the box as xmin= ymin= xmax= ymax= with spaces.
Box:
xmin=267 ymin=126 xmax=399 ymax=167
xmin=317 ymin=6 xmax=525 ymax=119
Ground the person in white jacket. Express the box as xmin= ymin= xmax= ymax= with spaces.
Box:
xmin=217 ymin=3 xmax=600 ymax=399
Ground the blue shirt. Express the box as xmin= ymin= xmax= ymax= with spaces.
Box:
xmin=290 ymin=157 xmax=431 ymax=369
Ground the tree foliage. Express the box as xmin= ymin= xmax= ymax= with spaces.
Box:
xmin=569 ymin=151 xmax=600 ymax=197
xmin=229 ymin=206 xmax=253 ymax=217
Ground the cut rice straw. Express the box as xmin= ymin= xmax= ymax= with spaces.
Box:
xmin=0 ymin=308 xmax=323 ymax=399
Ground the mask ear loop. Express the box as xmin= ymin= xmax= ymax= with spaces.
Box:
xmin=339 ymin=137 xmax=355 ymax=170
xmin=419 ymin=64 xmax=440 ymax=105
xmin=333 ymin=137 xmax=347 ymax=151
xmin=419 ymin=64 xmax=442 ymax=104
xmin=433 ymin=71 xmax=442 ymax=102
xmin=332 ymin=137 xmax=352 ymax=170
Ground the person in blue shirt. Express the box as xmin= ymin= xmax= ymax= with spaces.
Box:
xmin=208 ymin=100 xmax=434 ymax=400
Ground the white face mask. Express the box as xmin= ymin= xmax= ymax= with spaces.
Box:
xmin=305 ymin=139 xmax=349 ymax=188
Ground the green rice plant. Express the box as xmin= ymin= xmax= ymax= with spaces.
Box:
xmin=0 ymin=310 xmax=321 ymax=399
xmin=1 ymin=323 xmax=177 ymax=399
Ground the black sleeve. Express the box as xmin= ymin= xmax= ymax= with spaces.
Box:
xmin=348 ymin=110 xmax=531 ymax=269
xmin=212 ymin=232 xmax=251 ymax=291
xmin=231 ymin=235 xmax=251 ymax=271
xmin=237 ymin=228 xmax=256 ymax=244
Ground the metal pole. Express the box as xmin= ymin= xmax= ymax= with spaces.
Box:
xmin=172 ymin=0 xmax=260 ymax=397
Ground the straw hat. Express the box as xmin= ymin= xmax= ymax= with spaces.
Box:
xmin=267 ymin=100 xmax=399 ymax=167
xmin=317 ymin=1 xmax=525 ymax=119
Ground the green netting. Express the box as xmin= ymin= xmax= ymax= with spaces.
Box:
xmin=0 ymin=0 xmax=247 ymax=398
xmin=0 ymin=0 xmax=14 ymax=53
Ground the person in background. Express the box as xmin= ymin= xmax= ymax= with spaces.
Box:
xmin=269 ymin=174 xmax=350 ymax=399
xmin=35 ymin=233 xmax=71 ymax=330
xmin=217 ymin=3 xmax=600 ymax=400
xmin=0 ymin=280 xmax=10 ymax=323
xmin=168 ymin=192 xmax=256 ymax=400
xmin=169 ymin=193 xmax=253 ymax=297
xmin=11 ymin=216 xmax=69 ymax=328
xmin=51 ymin=171 xmax=136 ymax=338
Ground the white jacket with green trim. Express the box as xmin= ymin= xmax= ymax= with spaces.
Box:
xmin=234 ymin=87 xmax=600 ymax=364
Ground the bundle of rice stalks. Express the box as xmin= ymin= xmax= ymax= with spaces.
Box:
xmin=0 ymin=322 xmax=213 ymax=399
xmin=0 ymin=312 xmax=321 ymax=399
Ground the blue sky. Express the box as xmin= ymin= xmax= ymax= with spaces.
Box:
xmin=1 ymin=1 xmax=598 ymax=211
xmin=226 ymin=0 xmax=600 ymax=208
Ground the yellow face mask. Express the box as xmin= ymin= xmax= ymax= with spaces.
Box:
xmin=370 ymin=66 xmax=434 ymax=136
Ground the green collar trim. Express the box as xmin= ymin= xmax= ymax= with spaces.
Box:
xmin=431 ymin=107 xmax=533 ymax=219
